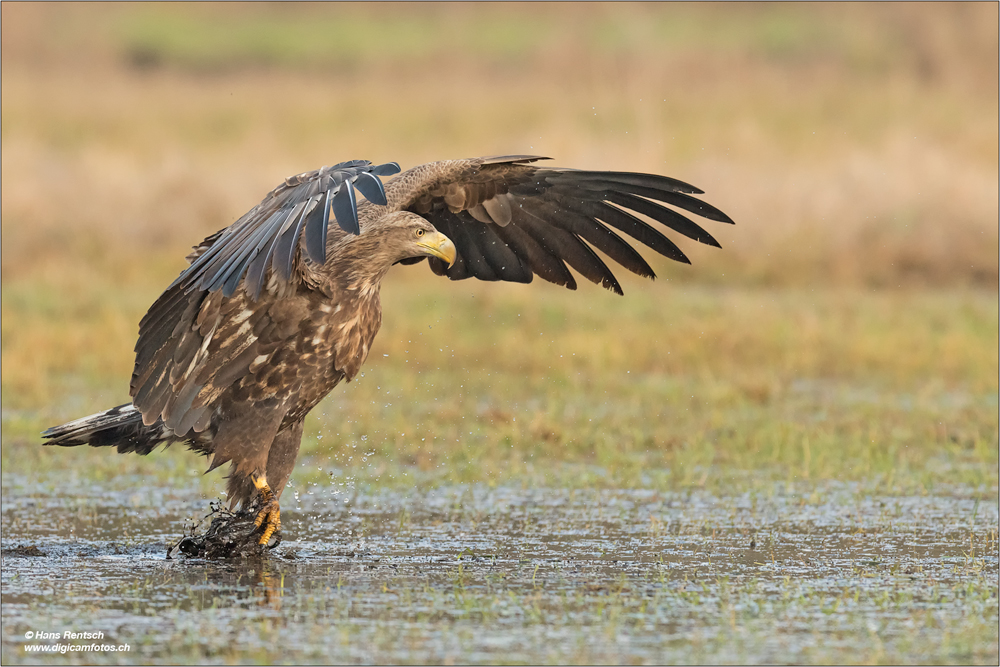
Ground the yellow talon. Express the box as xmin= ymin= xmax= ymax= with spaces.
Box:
xmin=258 ymin=513 xmax=280 ymax=545
xmin=251 ymin=474 xmax=280 ymax=546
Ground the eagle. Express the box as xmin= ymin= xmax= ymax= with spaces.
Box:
xmin=43 ymin=155 xmax=733 ymax=546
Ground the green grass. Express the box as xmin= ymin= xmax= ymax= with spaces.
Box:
xmin=3 ymin=4 xmax=969 ymax=73
xmin=4 ymin=268 xmax=996 ymax=497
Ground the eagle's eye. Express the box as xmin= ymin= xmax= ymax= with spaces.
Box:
xmin=415 ymin=229 xmax=425 ymax=238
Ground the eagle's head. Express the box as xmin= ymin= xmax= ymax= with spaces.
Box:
xmin=362 ymin=211 xmax=456 ymax=269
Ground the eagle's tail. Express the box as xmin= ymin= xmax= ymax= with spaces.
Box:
xmin=42 ymin=403 xmax=172 ymax=455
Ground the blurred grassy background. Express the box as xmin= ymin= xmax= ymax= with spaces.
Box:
xmin=2 ymin=3 xmax=997 ymax=494
xmin=3 ymin=3 xmax=997 ymax=287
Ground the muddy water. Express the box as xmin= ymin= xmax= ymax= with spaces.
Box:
xmin=2 ymin=476 xmax=997 ymax=664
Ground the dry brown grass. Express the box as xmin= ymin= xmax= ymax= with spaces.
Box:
xmin=2 ymin=2 xmax=997 ymax=289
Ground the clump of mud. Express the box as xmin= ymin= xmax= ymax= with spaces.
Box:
xmin=2 ymin=544 xmax=46 ymax=557
xmin=167 ymin=500 xmax=279 ymax=560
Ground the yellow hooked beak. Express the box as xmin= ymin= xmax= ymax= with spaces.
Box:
xmin=417 ymin=231 xmax=457 ymax=268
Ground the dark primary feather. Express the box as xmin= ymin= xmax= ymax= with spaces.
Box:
xmin=176 ymin=160 xmax=400 ymax=301
xmin=387 ymin=156 xmax=733 ymax=294
xmin=354 ymin=172 xmax=388 ymax=206
xmin=331 ymin=179 xmax=359 ymax=236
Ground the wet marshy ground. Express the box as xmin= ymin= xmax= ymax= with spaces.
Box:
xmin=2 ymin=476 xmax=997 ymax=664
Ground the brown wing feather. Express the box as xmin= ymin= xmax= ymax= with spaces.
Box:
xmin=131 ymin=282 xmax=311 ymax=436
xmin=386 ymin=155 xmax=733 ymax=294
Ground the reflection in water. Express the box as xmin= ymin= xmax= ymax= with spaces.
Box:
xmin=256 ymin=566 xmax=282 ymax=611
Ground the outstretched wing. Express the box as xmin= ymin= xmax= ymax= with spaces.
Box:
xmin=386 ymin=156 xmax=733 ymax=294
xmin=176 ymin=160 xmax=400 ymax=300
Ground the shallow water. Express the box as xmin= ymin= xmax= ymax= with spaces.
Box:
xmin=2 ymin=476 xmax=997 ymax=664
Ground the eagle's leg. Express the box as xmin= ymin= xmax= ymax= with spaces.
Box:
xmin=250 ymin=421 xmax=303 ymax=546
xmin=251 ymin=474 xmax=281 ymax=546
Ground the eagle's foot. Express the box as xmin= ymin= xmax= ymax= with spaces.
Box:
xmin=251 ymin=475 xmax=281 ymax=546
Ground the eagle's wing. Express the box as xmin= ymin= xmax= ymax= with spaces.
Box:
xmin=176 ymin=160 xmax=400 ymax=300
xmin=130 ymin=160 xmax=400 ymax=434
xmin=130 ymin=279 xmax=315 ymax=436
xmin=386 ymin=155 xmax=733 ymax=294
